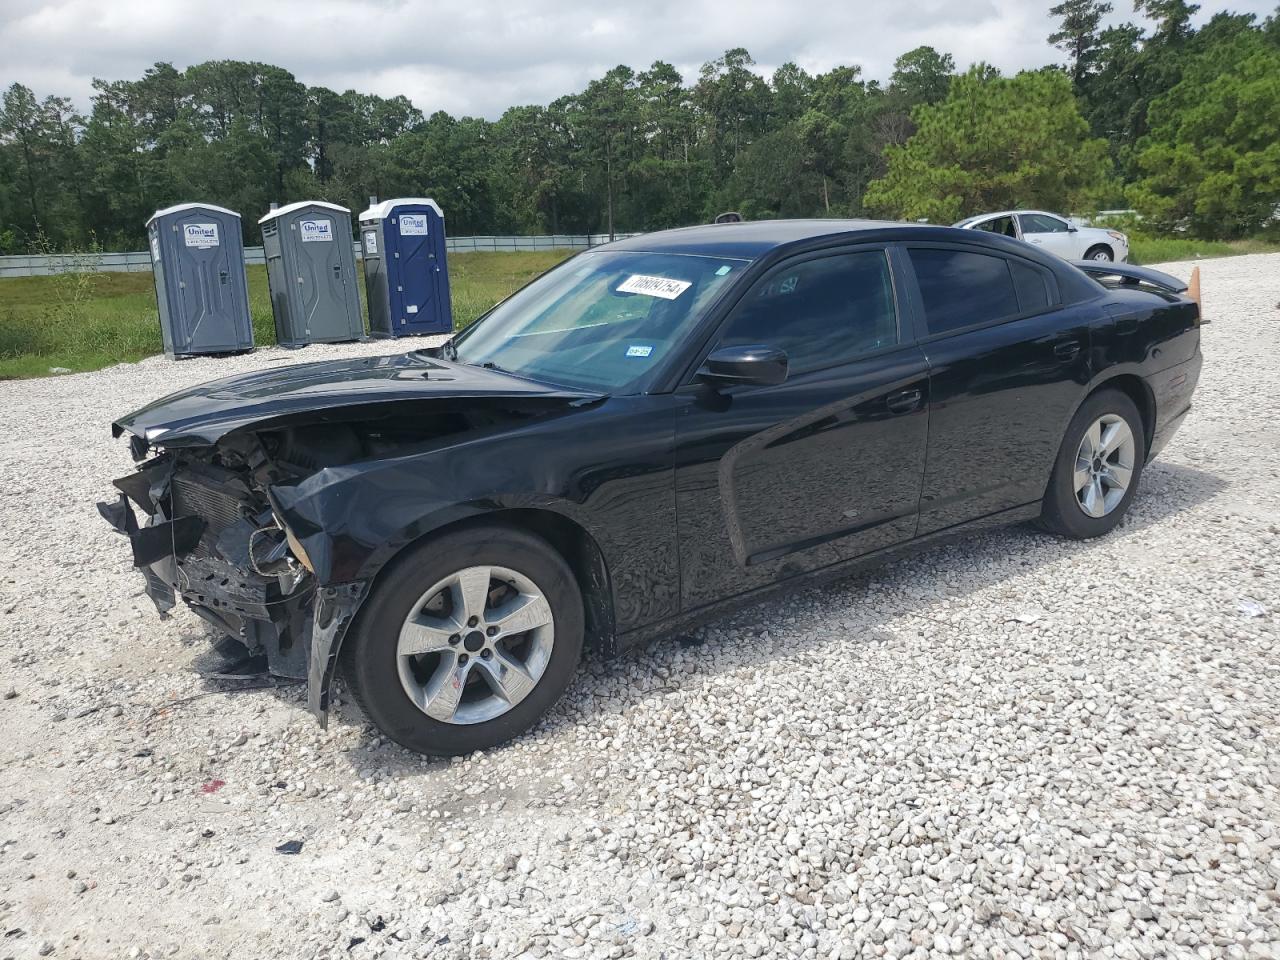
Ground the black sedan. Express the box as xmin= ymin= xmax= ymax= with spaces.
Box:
xmin=100 ymin=220 xmax=1203 ymax=755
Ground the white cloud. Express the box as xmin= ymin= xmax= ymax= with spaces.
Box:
xmin=1 ymin=0 xmax=1273 ymax=118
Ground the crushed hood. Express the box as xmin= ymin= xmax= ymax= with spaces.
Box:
xmin=113 ymin=352 xmax=603 ymax=448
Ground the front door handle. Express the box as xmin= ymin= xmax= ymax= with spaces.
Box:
xmin=886 ymin=388 xmax=923 ymax=414
xmin=1054 ymin=340 xmax=1081 ymax=359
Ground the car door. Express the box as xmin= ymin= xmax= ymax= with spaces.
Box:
xmin=673 ymin=246 xmax=930 ymax=610
xmin=901 ymin=243 xmax=1094 ymax=534
xmin=1017 ymin=213 xmax=1078 ymax=259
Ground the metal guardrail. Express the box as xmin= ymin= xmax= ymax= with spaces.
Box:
xmin=0 ymin=233 xmax=641 ymax=278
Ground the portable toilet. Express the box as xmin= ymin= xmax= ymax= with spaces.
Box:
xmin=358 ymin=198 xmax=453 ymax=337
xmin=146 ymin=203 xmax=254 ymax=358
xmin=259 ymin=201 xmax=364 ymax=347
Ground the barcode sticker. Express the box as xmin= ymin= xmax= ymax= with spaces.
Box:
xmin=617 ymin=274 xmax=691 ymax=300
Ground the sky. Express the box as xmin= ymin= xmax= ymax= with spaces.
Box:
xmin=1 ymin=0 xmax=1274 ymax=119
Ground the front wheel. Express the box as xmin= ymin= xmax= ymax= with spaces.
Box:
xmin=1040 ymin=389 xmax=1145 ymax=539
xmin=343 ymin=524 xmax=584 ymax=756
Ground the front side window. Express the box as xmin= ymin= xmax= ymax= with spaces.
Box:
xmin=909 ymin=248 xmax=1021 ymax=336
xmin=1019 ymin=213 xmax=1068 ymax=234
xmin=716 ymin=250 xmax=898 ymax=375
xmin=452 ymin=250 xmax=746 ymax=393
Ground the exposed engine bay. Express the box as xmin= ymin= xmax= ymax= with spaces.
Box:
xmin=98 ymin=392 xmax=583 ymax=719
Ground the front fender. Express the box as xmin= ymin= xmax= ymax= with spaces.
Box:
xmin=269 ymin=438 xmax=599 ymax=587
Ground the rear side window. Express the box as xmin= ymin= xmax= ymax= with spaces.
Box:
xmin=1009 ymin=259 xmax=1053 ymax=313
xmin=908 ymin=248 xmax=1020 ymax=336
xmin=718 ymin=250 xmax=898 ymax=374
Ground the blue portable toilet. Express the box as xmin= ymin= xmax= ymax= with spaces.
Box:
xmin=358 ymin=198 xmax=453 ymax=337
xmin=147 ymin=203 xmax=254 ymax=357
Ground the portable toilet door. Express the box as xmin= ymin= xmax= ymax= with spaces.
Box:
xmin=259 ymin=201 xmax=364 ymax=346
xmin=146 ymin=203 xmax=254 ymax=357
xmin=358 ymin=198 xmax=453 ymax=337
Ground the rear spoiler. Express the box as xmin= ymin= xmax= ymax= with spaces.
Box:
xmin=1074 ymin=261 xmax=1204 ymax=322
xmin=1071 ymin=260 xmax=1186 ymax=292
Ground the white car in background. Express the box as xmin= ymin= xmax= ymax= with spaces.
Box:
xmin=953 ymin=210 xmax=1130 ymax=262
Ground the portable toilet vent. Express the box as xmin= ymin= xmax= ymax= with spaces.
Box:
xmin=357 ymin=198 xmax=453 ymax=337
xmin=146 ymin=203 xmax=254 ymax=358
xmin=259 ymin=201 xmax=364 ymax=347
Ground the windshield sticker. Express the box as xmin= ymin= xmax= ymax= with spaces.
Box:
xmin=625 ymin=344 xmax=654 ymax=358
xmin=617 ymin=274 xmax=692 ymax=300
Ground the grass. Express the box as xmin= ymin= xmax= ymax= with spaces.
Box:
xmin=1127 ymin=236 xmax=1280 ymax=265
xmin=0 ymin=249 xmax=572 ymax=379
xmin=6 ymin=235 xmax=1279 ymax=379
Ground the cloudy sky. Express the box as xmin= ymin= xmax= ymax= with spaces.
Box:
xmin=1 ymin=0 xmax=1273 ymax=118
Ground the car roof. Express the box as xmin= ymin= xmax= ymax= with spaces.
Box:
xmin=603 ymin=218 xmax=910 ymax=259
xmin=958 ymin=209 xmax=1065 ymax=224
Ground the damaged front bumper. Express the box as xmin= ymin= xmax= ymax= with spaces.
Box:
xmin=98 ymin=455 xmax=369 ymax=726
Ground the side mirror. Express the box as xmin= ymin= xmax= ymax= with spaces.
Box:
xmin=699 ymin=344 xmax=789 ymax=387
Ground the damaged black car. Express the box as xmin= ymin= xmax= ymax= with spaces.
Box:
xmin=101 ymin=220 xmax=1202 ymax=755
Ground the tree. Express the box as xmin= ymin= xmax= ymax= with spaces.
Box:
xmin=863 ymin=67 xmax=1111 ymax=222
xmin=1129 ymin=29 xmax=1280 ymax=237
xmin=0 ymin=83 xmax=83 ymax=246
xmin=1136 ymin=0 xmax=1200 ymax=40
xmin=1048 ymin=0 xmax=1114 ymax=87
xmin=889 ymin=46 xmax=956 ymax=106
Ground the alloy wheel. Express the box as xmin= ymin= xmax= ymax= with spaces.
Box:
xmin=396 ymin=565 xmax=555 ymax=724
xmin=1074 ymin=414 xmax=1135 ymax=518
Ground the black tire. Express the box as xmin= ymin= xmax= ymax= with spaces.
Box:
xmin=1083 ymin=244 xmax=1114 ymax=262
xmin=1041 ymin=388 xmax=1146 ymax=539
xmin=342 ymin=524 xmax=584 ymax=756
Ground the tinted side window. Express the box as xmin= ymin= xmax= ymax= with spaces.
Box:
xmin=908 ymin=248 xmax=1020 ymax=336
xmin=1009 ymin=259 xmax=1053 ymax=313
xmin=718 ymin=251 xmax=897 ymax=374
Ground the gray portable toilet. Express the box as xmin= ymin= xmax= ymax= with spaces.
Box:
xmin=358 ymin=198 xmax=454 ymax=337
xmin=146 ymin=203 xmax=254 ymax=358
xmin=259 ymin=201 xmax=364 ymax=347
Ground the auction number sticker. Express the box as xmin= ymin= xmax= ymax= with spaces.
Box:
xmin=300 ymin=218 xmax=334 ymax=242
xmin=183 ymin=223 xmax=219 ymax=248
xmin=617 ymin=274 xmax=691 ymax=300
xmin=399 ymin=214 xmax=429 ymax=235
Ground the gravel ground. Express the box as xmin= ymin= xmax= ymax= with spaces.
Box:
xmin=1 ymin=254 xmax=1278 ymax=960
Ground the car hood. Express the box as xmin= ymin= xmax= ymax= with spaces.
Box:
xmin=112 ymin=352 xmax=603 ymax=448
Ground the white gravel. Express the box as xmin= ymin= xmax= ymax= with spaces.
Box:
xmin=1 ymin=255 xmax=1279 ymax=960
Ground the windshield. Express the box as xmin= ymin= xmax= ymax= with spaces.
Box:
xmin=451 ymin=250 xmax=748 ymax=393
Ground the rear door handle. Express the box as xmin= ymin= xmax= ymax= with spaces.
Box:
xmin=1053 ymin=340 xmax=1081 ymax=359
xmin=886 ymin=388 xmax=923 ymax=414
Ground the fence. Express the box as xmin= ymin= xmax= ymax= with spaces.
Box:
xmin=0 ymin=233 xmax=641 ymax=279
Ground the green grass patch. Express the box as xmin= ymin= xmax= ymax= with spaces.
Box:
xmin=1127 ymin=235 xmax=1280 ymax=265
xmin=0 ymin=249 xmax=572 ymax=380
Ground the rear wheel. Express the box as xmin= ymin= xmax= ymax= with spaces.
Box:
xmin=1041 ymin=389 xmax=1145 ymax=539
xmin=1084 ymin=244 xmax=1114 ymax=262
xmin=343 ymin=524 xmax=583 ymax=756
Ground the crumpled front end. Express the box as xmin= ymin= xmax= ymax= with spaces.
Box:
xmin=98 ymin=444 xmax=369 ymax=725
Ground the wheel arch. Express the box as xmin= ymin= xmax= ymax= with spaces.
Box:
xmin=370 ymin=507 xmax=617 ymax=655
xmin=1087 ymin=373 xmax=1156 ymax=455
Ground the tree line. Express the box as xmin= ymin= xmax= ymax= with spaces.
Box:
xmin=1 ymin=0 xmax=1277 ymax=254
